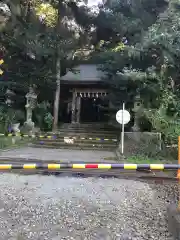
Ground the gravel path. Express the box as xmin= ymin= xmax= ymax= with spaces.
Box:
xmin=0 ymin=173 xmax=176 ymax=240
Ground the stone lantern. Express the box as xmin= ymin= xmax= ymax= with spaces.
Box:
xmin=24 ymin=86 xmax=37 ymax=130
xmin=132 ymin=94 xmax=141 ymax=132
xmin=5 ymin=89 xmax=21 ymax=135
xmin=5 ymin=89 xmax=15 ymax=106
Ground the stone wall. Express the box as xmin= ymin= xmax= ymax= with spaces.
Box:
xmin=116 ymin=132 xmax=162 ymax=157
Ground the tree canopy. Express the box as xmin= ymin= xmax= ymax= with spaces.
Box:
xmin=0 ymin=0 xmax=180 ymax=143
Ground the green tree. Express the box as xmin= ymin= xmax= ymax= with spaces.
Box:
xmin=90 ymin=0 xmax=168 ymax=113
xmin=0 ymin=0 xmax=94 ymax=131
xmin=98 ymin=0 xmax=180 ymax=142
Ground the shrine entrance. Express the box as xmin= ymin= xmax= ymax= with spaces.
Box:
xmin=80 ymin=97 xmax=108 ymax=122
xmin=69 ymin=88 xmax=108 ymax=124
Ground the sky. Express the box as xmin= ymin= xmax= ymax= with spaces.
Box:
xmin=87 ymin=0 xmax=103 ymax=6
xmin=78 ymin=0 xmax=104 ymax=14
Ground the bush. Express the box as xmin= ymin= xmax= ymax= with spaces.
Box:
xmin=0 ymin=107 xmax=25 ymax=133
xmin=163 ymin=124 xmax=180 ymax=145
xmin=33 ymin=101 xmax=53 ymax=131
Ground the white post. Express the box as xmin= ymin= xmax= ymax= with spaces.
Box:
xmin=121 ymin=102 xmax=125 ymax=154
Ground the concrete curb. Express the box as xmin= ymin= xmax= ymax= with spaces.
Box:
xmin=0 ymin=156 xmax=120 ymax=164
xmin=0 ymin=145 xmax=26 ymax=153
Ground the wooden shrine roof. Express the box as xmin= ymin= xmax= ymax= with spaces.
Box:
xmin=61 ymin=64 xmax=105 ymax=83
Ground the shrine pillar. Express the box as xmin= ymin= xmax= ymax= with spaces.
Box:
xmin=71 ymin=90 xmax=77 ymax=124
xmin=76 ymin=96 xmax=81 ymax=123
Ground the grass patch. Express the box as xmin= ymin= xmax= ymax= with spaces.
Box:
xmin=126 ymin=155 xmax=164 ymax=164
xmin=103 ymin=156 xmax=117 ymax=161
xmin=0 ymin=136 xmax=30 ymax=150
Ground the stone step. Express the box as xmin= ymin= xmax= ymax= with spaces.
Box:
xmin=61 ymin=126 xmax=120 ymax=132
xmin=60 ymin=123 xmax=115 ymax=128
xmin=45 ymin=132 xmax=119 ymax=139
xmin=58 ymin=123 xmax=119 ymax=132
xmin=32 ymin=140 xmax=117 ymax=147
xmin=33 ymin=139 xmax=118 ymax=145
xmin=59 ymin=130 xmax=113 ymax=133
xmin=35 ymin=137 xmax=118 ymax=142
xmin=38 ymin=123 xmax=120 ymax=151
xmin=30 ymin=143 xmax=117 ymax=151
xmin=53 ymin=129 xmax=119 ymax=134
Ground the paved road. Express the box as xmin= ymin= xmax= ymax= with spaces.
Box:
xmin=0 ymin=147 xmax=177 ymax=239
xmin=0 ymin=147 xmax=116 ymax=162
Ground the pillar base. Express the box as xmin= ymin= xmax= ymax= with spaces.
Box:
xmin=23 ymin=120 xmax=35 ymax=133
xmin=71 ymin=122 xmax=80 ymax=126
xmin=132 ymin=124 xmax=140 ymax=132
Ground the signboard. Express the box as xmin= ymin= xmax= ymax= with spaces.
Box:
xmin=116 ymin=109 xmax=130 ymax=125
xmin=116 ymin=104 xmax=131 ymax=155
xmin=64 ymin=137 xmax=74 ymax=144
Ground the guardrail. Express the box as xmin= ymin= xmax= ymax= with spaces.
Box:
xmin=0 ymin=163 xmax=179 ymax=170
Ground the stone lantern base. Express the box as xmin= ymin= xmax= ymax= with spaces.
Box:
xmin=132 ymin=120 xmax=140 ymax=132
xmin=23 ymin=120 xmax=35 ymax=135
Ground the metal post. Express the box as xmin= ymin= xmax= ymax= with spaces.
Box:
xmin=121 ymin=102 xmax=125 ymax=155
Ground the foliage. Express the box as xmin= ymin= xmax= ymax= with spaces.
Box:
xmin=0 ymin=136 xmax=30 ymax=149
xmin=0 ymin=0 xmax=95 ymax=132
xmin=1 ymin=0 xmax=180 ymax=146
xmin=164 ymin=124 xmax=180 ymax=145
xmin=93 ymin=0 xmax=180 ymax=145
xmin=126 ymin=155 xmax=160 ymax=164
xmin=34 ymin=101 xmax=53 ymax=130
xmin=0 ymin=106 xmax=25 ymax=133
xmin=44 ymin=112 xmax=53 ymax=130
xmin=35 ymin=2 xmax=58 ymax=27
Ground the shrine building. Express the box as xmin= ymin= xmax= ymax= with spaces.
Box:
xmin=60 ymin=64 xmax=109 ymax=124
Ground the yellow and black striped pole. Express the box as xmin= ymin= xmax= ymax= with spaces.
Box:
xmin=0 ymin=59 xmax=4 ymax=75
xmin=0 ymin=163 xmax=179 ymax=170
xmin=0 ymin=133 xmax=118 ymax=141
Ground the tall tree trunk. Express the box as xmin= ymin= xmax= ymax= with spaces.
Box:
xmin=53 ymin=50 xmax=61 ymax=131
xmin=52 ymin=0 xmax=61 ymax=131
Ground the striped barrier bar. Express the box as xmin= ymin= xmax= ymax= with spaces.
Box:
xmin=0 ymin=163 xmax=179 ymax=170
xmin=0 ymin=133 xmax=32 ymax=137
xmin=38 ymin=136 xmax=118 ymax=141
xmin=79 ymin=137 xmax=118 ymax=141
xmin=0 ymin=133 xmax=118 ymax=141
